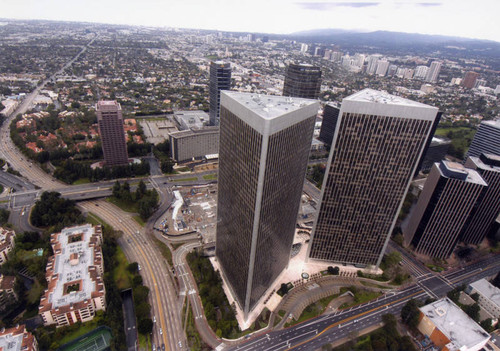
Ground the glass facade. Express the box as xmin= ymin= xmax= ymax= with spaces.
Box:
xmin=310 ymin=112 xmax=433 ymax=266
xmin=209 ymin=61 xmax=231 ymax=126
xmin=216 ymin=100 xmax=316 ymax=316
xmin=318 ymin=104 xmax=340 ymax=146
xmin=283 ymin=63 xmax=322 ymax=99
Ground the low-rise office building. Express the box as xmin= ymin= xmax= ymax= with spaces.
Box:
xmin=39 ymin=224 xmax=106 ymax=327
xmin=0 ymin=324 xmax=38 ymax=351
xmin=0 ymin=227 xmax=16 ymax=265
xmin=467 ymin=279 xmax=500 ymax=319
xmin=169 ymin=126 xmax=219 ymax=162
xmin=418 ymin=298 xmax=490 ymax=351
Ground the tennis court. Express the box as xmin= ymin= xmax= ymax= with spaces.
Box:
xmin=58 ymin=326 xmax=112 ymax=351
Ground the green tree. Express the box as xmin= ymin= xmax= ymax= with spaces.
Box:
xmin=138 ymin=318 xmax=153 ymax=334
xmin=401 ymin=299 xmax=421 ymax=329
xmin=112 ymin=181 xmax=121 ymax=198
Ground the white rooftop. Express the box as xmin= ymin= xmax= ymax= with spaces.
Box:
xmin=470 ymin=279 xmax=500 ymax=307
xmin=439 ymin=161 xmax=487 ymax=186
xmin=50 ymin=224 xmax=97 ymax=308
xmin=483 ymin=119 xmax=500 ymax=128
xmin=0 ymin=331 xmax=22 ymax=351
xmin=420 ymin=298 xmax=490 ymax=350
xmin=344 ymin=88 xmax=432 ymax=108
xmin=222 ymin=91 xmax=317 ymax=120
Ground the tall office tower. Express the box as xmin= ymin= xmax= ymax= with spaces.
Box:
xmin=376 ymin=60 xmax=390 ymax=76
xmin=415 ymin=65 xmax=430 ymax=79
xmin=460 ymin=154 xmax=500 ymax=244
xmin=96 ymin=101 xmax=129 ymax=166
xmin=308 ymin=89 xmax=438 ymax=267
xmin=216 ymin=91 xmax=318 ymax=318
xmin=209 ymin=61 xmax=231 ymax=126
xmin=462 ymin=71 xmax=480 ymax=89
xmin=283 ymin=63 xmax=322 ymax=99
xmin=418 ymin=136 xmax=451 ymax=173
xmin=404 ymin=161 xmax=486 ymax=259
xmin=425 ymin=61 xmax=442 ymax=83
xmin=318 ymin=103 xmax=340 ymax=146
xmin=466 ymin=120 xmax=500 ymax=159
xmin=366 ymin=54 xmax=382 ymax=75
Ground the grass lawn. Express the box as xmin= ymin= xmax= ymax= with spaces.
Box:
xmin=202 ymin=174 xmax=217 ymax=180
xmin=133 ymin=215 xmax=145 ymax=227
xmin=72 ymin=178 xmax=91 ymax=185
xmin=153 ymin=237 xmax=173 ymax=266
xmin=172 ymin=177 xmax=198 ymax=182
xmin=113 ymin=247 xmax=133 ymax=290
xmin=59 ymin=320 xmax=99 ymax=345
xmin=106 ymin=197 xmax=138 ymax=213
xmin=339 ymin=288 xmax=382 ymax=309
xmin=86 ymin=212 xmax=108 ymax=226
xmin=138 ymin=333 xmax=149 ymax=350
xmin=434 ymin=126 xmax=475 ymax=136
xmin=286 ymin=294 xmax=339 ymax=327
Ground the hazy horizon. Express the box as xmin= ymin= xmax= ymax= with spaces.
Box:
xmin=1 ymin=0 xmax=498 ymax=42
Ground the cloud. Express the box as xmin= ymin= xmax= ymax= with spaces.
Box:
xmin=296 ymin=2 xmax=380 ymax=11
xmin=415 ymin=2 xmax=442 ymax=6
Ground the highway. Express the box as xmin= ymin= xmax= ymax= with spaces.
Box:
xmin=227 ymin=252 xmax=500 ymax=351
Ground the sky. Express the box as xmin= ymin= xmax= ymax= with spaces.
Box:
xmin=1 ymin=0 xmax=499 ymax=42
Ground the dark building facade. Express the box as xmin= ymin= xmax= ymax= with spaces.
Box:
xmin=283 ymin=63 xmax=322 ymax=99
xmin=308 ymin=89 xmax=439 ymax=267
xmin=96 ymin=101 xmax=129 ymax=166
xmin=462 ymin=71 xmax=480 ymax=89
xmin=216 ymin=91 xmax=318 ymax=318
xmin=404 ymin=161 xmax=486 ymax=259
xmin=419 ymin=136 xmax=451 ymax=173
xmin=318 ymin=103 xmax=340 ymax=146
xmin=460 ymin=154 xmax=500 ymax=244
xmin=465 ymin=120 xmax=500 ymax=159
xmin=209 ymin=61 xmax=231 ymax=126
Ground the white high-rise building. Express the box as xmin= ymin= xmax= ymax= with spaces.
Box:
xmin=425 ymin=61 xmax=442 ymax=83
xmin=366 ymin=54 xmax=382 ymax=75
xmin=376 ymin=60 xmax=390 ymax=76
xmin=415 ymin=65 xmax=429 ymax=79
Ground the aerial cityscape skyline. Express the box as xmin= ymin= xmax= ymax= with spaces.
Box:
xmin=1 ymin=0 xmax=499 ymax=42
xmin=0 ymin=13 xmax=499 ymax=351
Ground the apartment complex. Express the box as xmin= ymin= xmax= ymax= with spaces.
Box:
xmin=461 ymin=154 xmax=500 ymax=244
xmin=216 ymin=91 xmax=318 ymax=318
xmin=209 ymin=61 xmax=231 ymax=126
xmin=0 ymin=227 xmax=16 ymax=265
xmin=96 ymin=100 xmax=129 ymax=166
xmin=405 ymin=161 xmax=486 ymax=259
xmin=308 ymin=89 xmax=438 ymax=267
xmin=39 ymin=224 xmax=106 ymax=327
xmin=425 ymin=61 xmax=442 ymax=83
xmin=283 ymin=63 xmax=322 ymax=99
xmin=0 ymin=325 xmax=38 ymax=351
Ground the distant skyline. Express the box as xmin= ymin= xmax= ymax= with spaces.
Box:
xmin=1 ymin=0 xmax=499 ymax=42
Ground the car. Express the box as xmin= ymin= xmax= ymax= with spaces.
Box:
xmin=162 ymin=345 xmax=165 ymax=351
xmin=153 ymin=316 xmax=156 ymax=323
xmin=159 ymin=328 xmax=163 ymax=335
xmin=138 ymin=264 xmax=141 ymax=271
xmin=152 ymin=344 xmax=156 ymax=351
